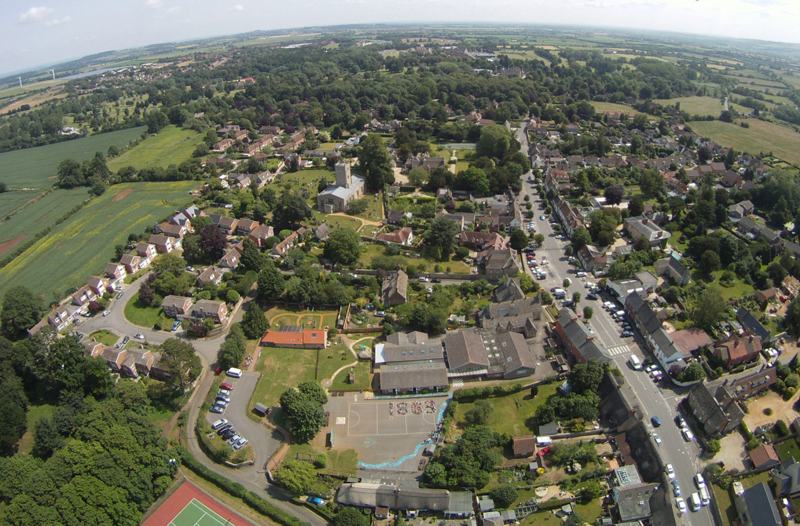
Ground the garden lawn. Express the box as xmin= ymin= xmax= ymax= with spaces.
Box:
xmin=286 ymin=443 xmax=358 ymax=476
xmin=320 ymin=214 xmax=362 ymax=232
xmin=331 ymin=361 xmax=371 ymax=391
xmin=124 ymin=292 xmax=172 ymax=329
xmin=712 ymin=484 xmax=735 ymax=526
xmin=357 ymin=242 xmax=472 ymax=273
xmin=777 ymin=438 xmax=800 ymax=462
xmin=17 ymin=404 xmax=55 ymax=454
xmin=108 ymin=125 xmax=203 ymax=171
xmin=89 ymin=329 xmax=119 ymax=346
xmin=708 ymin=272 xmax=755 ymax=301
xmin=453 ymin=383 xmax=558 ymax=436
xmin=316 ymin=340 xmax=355 ymax=382
xmin=248 ymin=346 xmax=317 ymax=411
xmin=520 ymin=510 xmax=561 ymax=526
xmin=0 ymin=181 xmax=196 ymax=303
xmin=689 ymin=118 xmax=800 ymax=166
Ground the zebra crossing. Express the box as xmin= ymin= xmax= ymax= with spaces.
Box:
xmin=606 ymin=344 xmax=631 ymax=357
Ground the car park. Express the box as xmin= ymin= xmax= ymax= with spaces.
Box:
xmin=211 ymin=418 xmax=228 ymax=430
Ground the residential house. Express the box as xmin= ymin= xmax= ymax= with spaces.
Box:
xmin=685 ymin=382 xmax=744 ymax=437
xmin=492 ymin=279 xmax=525 ymax=303
xmin=100 ymin=347 xmax=127 ymax=373
xmin=670 ymin=329 xmax=713 ymax=358
xmin=218 ymin=248 xmax=240 ymax=270
xmin=734 ymin=482 xmax=781 ymax=526
xmin=511 ymin=436 xmax=535 ymax=458
xmin=190 ymin=300 xmax=228 ymax=323
xmin=120 ymin=253 xmax=145 ymax=273
xmin=458 ymin=231 xmax=506 ymax=252
xmin=728 ymin=200 xmax=754 ymax=222
xmin=136 ymin=242 xmax=157 ymax=261
xmin=86 ymin=276 xmax=107 ymax=297
xmin=197 ymin=266 xmax=223 ymax=287
xmin=248 ymin=224 xmax=275 ymax=248
xmin=552 ymin=196 xmax=583 ymax=236
xmin=47 ymin=307 xmax=72 ymax=332
xmin=313 ymin=224 xmax=331 ymax=242
xmin=209 ymin=215 xmax=239 ymax=236
xmin=728 ymin=367 xmax=777 ymax=399
xmin=148 ymin=234 xmax=174 ymax=254
xmin=782 ymin=276 xmax=800 ymax=299
xmin=317 ymin=163 xmax=365 ymax=213
xmin=260 ymin=327 xmax=327 ymax=349
xmin=478 ymin=248 xmax=521 ymax=282
xmin=654 ymin=255 xmax=690 ymax=286
xmin=232 ymin=173 xmax=251 ymax=189
xmin=553 ymin=308 xmax=609 ymax=364
xmin=235 ymin=218 xmax=260 ymax=236
xmin=749 ymin=443 xmax=780 ymax=470
xmin=382 ymin=270 xmax=409 ymax=307
xmin=736 ymin=307 xmax=771 ymax=343
xmin=576 ymin=245 xmax=607 ymax=273
xmin=405 ymin=154 xmax=445 ymax=172
xmin=775 ymin=462 xmax=800 ymax=498
xmin=626 ymin=294 xmax=685 ymax=370
xmin=162 ymin=295 xmax=193 ymax=318
xmin=714 ymin=335 xmax=762 ymax=367
xmin=376 ymin=227 xmax=414 ymax=246
xmin=105 ymin=263 xmax=127 ymax=290
xmin=478 ymin=296 xmax=541 ymax=338
xmin=611 ymin=465 xmax=658 ymax=524
xmin=212 ymin=138 xmax=234 ymax=152
xmin=737 ymin=217 xmax=781 ymax=247
xmin=624 ymin=216 xmax=670 ymax=248
xmin=156 ymin=221 xmax=187 ymax=239
xmin=272 ymin=229 xmax=304 ymax=257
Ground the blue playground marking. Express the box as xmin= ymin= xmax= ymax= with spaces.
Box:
xmin=357 ymin=396 xmax=450 ymax=470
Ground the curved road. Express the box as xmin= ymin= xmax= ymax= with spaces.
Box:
xmin=82 ymin=274 xmax=326 ymax=526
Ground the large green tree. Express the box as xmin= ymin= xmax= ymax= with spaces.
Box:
xmin=1 ymin=286 xmax=43 ymax=340
xmin=257 ymin=260 xmax=285 ymax=302
xmin=158 ymin=338 xmax=201 ymax=395
xmin=241 ymin=303 xmax=268 ymax=339
xmin=280 ymin=385 xmax=326 ymax=444
xmin=691 ymin=288 xmax=727 ymax=331
xmin=323 ymin=228 xmax=361 ymax=266
xmin=358 ymin=134 xmax=394 ymax=192
xmin=422 ymin=216 xmax=459 ymax=261
xmin=476 ymin=125 xmax=512 ymax=159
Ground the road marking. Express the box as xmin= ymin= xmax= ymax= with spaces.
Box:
xmin=606 ymin=345 xmax=631 ymax=356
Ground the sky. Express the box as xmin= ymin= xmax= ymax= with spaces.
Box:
xmin=3 ymin=0 xmax=800 ymax=76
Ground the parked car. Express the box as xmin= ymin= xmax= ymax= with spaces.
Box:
xmin=665 ymin=464 xmax=675 ymax=479
xmin=675 ymin=415 xmax=687 ymax=428
xmin=102 ymin=310 xmax=110 ymax=317
xmin=211 ymin=418 xmax=228 ymax=430
xmin=134 ymin=333 xmax=145 ymax=340
xmin=210 ymin=404 xmax=224 ymax=414
xmin=308 ymin=497 xmax=326 ymax=507
xmin=694 ymin=473 xmax=706 ymax=490
xmin=586 ymin=293 xmax=598 ymax=300
xmin=651 ymin=416 xmax=662 ymax=427
xmin=682 ymin=427 xmax=695 ymax=441
xmin=220 ymin=382 xmax=234 ymax=391
xmin=651 ymin=432 xmax=662 ymax=446
xmin=671 ymin=480 xmax=681 ymax=497
xmin=171 ymin=320 xmax=181 ymax=332
xmin=676 ymin=497 xmax=687 ymax=514
xmin=216 ymin=394 xmax=231 ymax=403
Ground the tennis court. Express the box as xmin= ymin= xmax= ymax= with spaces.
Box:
xmin=142 ymin=481 xmax=257 ymax=526
xmin=170 ymin=499 xmax=236 ymax=526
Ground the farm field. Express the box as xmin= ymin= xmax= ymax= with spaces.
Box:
xmin=0 ymin=188 xmax=89 ymax=257
xmin=108 ymin=125 xmax=203 ymax=171
xmin=654 ymin=96 xmax=749 ymax=116
xmin=0 ymin=126 xmax=145 ymax=192
xmin=590 ymin=101 xmax=642 ymax=115
xmin=689 ymin=118 xmax=800 ymax=166
xmin=0 ymin=181 xmax=196 ymax=303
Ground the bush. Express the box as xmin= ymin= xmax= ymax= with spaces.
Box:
xmin=314 ymin=454 xmax=327 ymax=469
xmin=490 ymin=485 xmax=518 ymax=508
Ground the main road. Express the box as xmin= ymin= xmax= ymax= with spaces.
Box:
xmin=515 ymin=125 xmax=713 ymax=526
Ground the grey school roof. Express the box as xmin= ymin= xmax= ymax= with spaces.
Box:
xmin=336 ymin=482 xmax=472 ymax=514
xmin=378 ymin=361 xmax=449 ymax=392
xmin=375 ymin=343 xmax=444 ymax=365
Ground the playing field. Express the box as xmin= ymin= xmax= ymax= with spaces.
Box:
xmin=108 ymin=125 xmax=203 ymax=171
xmin=0 ymin=181 xmax=196 ymax=303
xmin=142 ymin=481 xmax=257 ymax=526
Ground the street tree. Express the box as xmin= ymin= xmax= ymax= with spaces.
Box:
xmin=509 ymin=228 xmax=528 ymax=251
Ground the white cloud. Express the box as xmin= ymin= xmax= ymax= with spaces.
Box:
xmin=19 ymin=6 xmax=54 ymax=23
xmin=45 ymin=16 xmax=72 ymax=27
xmin=232 ymin=4 xmax=245 ymax=11
xmin=145 ymin=0 xmax=163 ymax=8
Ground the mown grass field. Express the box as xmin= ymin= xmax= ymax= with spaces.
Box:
xmin=590 ymin=101 xmax=642 ymax=115
xmin=689 ymin=118 xmax=800 ymax=166
xmin=108 ymin=125 xmax=203 ymax=171
xmin=655 ymin=96 xmax=748 ymax=116
xmin=453 ymin=383 xmax=558 ymax=437
xmin=0 ymin=181 xmax=196 ymax=303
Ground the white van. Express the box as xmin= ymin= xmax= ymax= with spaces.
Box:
xmin=535 ymin=436 xmax=553 ymax=446
xmin=628 ymin=355 xmax=643 ymax=370
xmin=699 ymin=487 xmax=711 ymax=506
xmin=689 ymin=492 xmax=701 ymax=512
xmin=553 ymin=288 xmax=566 ymax=299
xmin=226 ymin=367 xmax=242 ymax=378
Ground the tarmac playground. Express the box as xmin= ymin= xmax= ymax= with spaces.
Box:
xmin=327 ymin=393 xmax=448 ymax=471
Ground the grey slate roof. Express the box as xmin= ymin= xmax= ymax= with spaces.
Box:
xmin=740 ymin=482 xmax=781 ymax=526
xmin=444 ymin=329 xmax=490 ymax=371
xmin=378 ymin=361 xmax=448 ymax=392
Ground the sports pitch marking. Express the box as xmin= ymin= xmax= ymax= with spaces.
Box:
xmin=169 ymin=499 xmax=235 ymax=526
xmin=346 ymin=401 xmax=439 ymax=437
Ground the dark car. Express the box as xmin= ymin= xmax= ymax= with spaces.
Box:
xmin=586 ymin=293 xmax=598 ymax=300
xmin=651 ymin=416 xmax=662 ymax=427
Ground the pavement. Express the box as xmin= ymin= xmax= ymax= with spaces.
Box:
xmin=82 ymin=273 xmax=326 ymax=525
xmin=516 ymin=125 xmax=714 ymax=525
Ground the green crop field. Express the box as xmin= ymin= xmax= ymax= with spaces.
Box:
xmin=689 ymin=118 xmax=800 ymax=166
xmin=0 ymin=188 xmax=89 ymax=256
xmin=0 ymin=181 xmax=196 ymax=303
xmin=108 ymin=125 xmax=203 ymax=171
xmin=0 ymin=127 xmax=145 ymax=192
xmin=590 ymin=101 xmax=643 ymax=115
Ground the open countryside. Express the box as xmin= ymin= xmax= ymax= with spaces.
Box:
xmin=689 ymin=118 xmax=800 ymax=166
xmin=108 ymin=125 xmax=203 ymax=171
xmin=0 ymin=181 xmax=196 ymax=302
